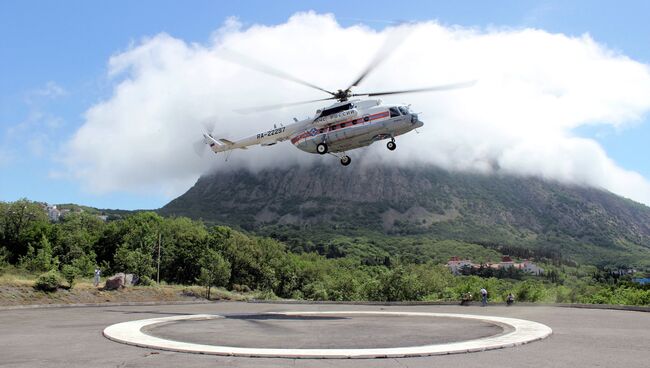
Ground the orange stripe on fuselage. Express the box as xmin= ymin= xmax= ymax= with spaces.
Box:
xmin=290 ymin=110 xmax=390 ymax=144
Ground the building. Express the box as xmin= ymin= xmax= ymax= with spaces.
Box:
xmin=520 ymin=260 xmax=544 ymax=275
xmin=45 ymin=204 xmax=61 ymax=222
xmin=499 ymin=256 xmax=515 ymax=269
xmin=447 ymin=256 xmax=544 ymax=276
xmin=446 ymin=256 xmax=474 ymax=275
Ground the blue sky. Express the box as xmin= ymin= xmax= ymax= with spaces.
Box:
xmin=1 ymin=0 xmax=649 ymax=210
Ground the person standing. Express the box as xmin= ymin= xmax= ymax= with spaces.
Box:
xmin=93 ymin=268 xmax=101 ymax=287
xmin=480 ymin=287 xmax=488 ymax=306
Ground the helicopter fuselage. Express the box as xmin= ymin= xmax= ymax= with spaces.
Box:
xmin=290 ymin=99 xmax=423 ymax=154
xmin=205 ymin=98 xmax=423 ymax=165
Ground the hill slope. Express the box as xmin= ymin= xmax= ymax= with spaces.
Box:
xmin=160 ymin=164 xmax=650 ymax=267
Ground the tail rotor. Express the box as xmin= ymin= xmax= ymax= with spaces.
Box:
xmin=193 ymin=120 xmax=217 ymax=157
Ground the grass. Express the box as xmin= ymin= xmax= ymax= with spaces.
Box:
xmin=0 ymin=268 xmax=255 ymax=306
xmin=0 ymin=267 xmax=37 ymax=287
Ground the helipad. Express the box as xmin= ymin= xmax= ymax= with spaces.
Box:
xmin=103 ymin=311 xmax=552 ymax=358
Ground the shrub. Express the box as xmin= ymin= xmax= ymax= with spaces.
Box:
xmin=232 ymin=284 xmax=251 ymax=293
xmin=515 ymin=280 xmax=546 ymax=302
xmin=255 ymin=289 xmax=278 ymax=300
xmin=0 ymin=248 xmax=9 ymax=273
xmin=34 ymin=271 xmax=62 ymax=292
xmin=61 ymin=265 xmax=80 ymax=289
xmin=138 ymin=275 xmax=155 ymax=286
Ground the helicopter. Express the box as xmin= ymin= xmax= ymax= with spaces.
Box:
xmin=196 ymin=31 xmax=475 ymax=166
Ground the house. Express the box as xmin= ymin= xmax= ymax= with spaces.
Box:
xmin=446 ymin=256 xmax=474 ymax=275
xmin=520 ymin=260 xmax=544 ymax=275
xmin=45 ymin=204 xmax=61 ymax=222
xmin=499 ymin=256 xmax=515 ymax=269
xmin=446 ymin=255 xmax=544 ymax=276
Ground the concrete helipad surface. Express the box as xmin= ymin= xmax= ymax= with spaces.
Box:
xmin=103 ymin=311 xmax=551 ymax=358
xmin=1 ymin=302 xmax=649 ymax=367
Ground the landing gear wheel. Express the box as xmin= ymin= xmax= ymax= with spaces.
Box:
xmin=316 ymin=143 xmax=328 ymax=155
xmin=387 ymin=140 xmax=397 ymax=151
xmin=340 ymin=155 xmax=352 ymax=166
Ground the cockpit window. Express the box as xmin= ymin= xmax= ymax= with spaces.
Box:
xmin=399 ymin=106 xmax=409 ymax=115
xmin=389 ymin=107 xmax=400 ymax=117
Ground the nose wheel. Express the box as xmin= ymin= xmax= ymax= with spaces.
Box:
xmin=387 ymin=140 xmax=396 ymax=151
xmin=340 ymin=155 xmax=352 ymax=166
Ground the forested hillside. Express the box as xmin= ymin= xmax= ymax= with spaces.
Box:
xmin=161 ymin=164 xmax=650 ymax=268
xmin=2 ymin=199 xmax=648 ymax=305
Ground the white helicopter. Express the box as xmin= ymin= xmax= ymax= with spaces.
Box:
xmin=197 ymin=34 xmax=474 ymax=166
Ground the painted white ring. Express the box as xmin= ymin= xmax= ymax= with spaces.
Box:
xmin=103 ymin=311 xmax=552 ymax=358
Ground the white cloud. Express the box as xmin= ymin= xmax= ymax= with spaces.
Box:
xmin=62 ymin=12 xmax=650 ymax=204
xmin=29 ymin=81 xmax=67 ymax=101
xmin=39 ymin=81 xmax=66 ymax=98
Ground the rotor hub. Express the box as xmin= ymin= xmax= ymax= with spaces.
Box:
xmin=334 ymin=89 xmax=351 ymax=102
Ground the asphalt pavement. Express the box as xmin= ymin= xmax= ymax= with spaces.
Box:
xmin=1 ymin=302 xmax=648 ymax=367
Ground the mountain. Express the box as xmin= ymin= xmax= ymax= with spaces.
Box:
xmin=160 ymin=164 xmax=650 ymax=268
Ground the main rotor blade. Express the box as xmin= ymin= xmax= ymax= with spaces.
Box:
xmin=345 ymin=25 xmax=413 ymax=91
xmin=200 ymin=120 xmax=217 ymax=136
xmin=219 ymin=49 xmax=335 ymax=97
xmin=355 ymin=80 xmax=477 ymax=97
xmin=235 ymin=97 xmax=337 ymax=114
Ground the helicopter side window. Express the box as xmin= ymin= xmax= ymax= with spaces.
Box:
xmin=399 ymin=106 xmax=409 ymax=115
xmin=389 ymin=107 xmax=400 ymax=117
xmin=320 ymin=103 xmax=352 ymax=118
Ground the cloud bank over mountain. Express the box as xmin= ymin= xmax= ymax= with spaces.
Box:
xmin=62 ymin=12 xmax=650 ymax=204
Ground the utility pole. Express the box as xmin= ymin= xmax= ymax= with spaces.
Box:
xmin=156 ymin=232 xmax=162 ymax=284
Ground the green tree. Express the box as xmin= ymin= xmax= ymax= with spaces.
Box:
xmin=19 ymin=235 xmax=59 ymax=272
xmin=159 ymin=217 xmax=210 ymax=284
xmin=113 ymin=244 xmax=155 ymax=278
xmin=0 ymin=199 xmax=50 ymax=263
xmin=378 ymin=266 xmax=426 ymax=301
xmin=51 ymin=212 xmax=103 ymax=268
xmin=197 ymin=249 xmax=231 ymax=299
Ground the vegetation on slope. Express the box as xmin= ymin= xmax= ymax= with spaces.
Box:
xmin=160 ymin=165 xmax=650 ymax=268
xmin=1 ymin=199 xmax=648 ymax=306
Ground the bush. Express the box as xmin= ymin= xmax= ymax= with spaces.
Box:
xmin=0 ymin=247 xmax=9 ymax=273
xmin=515 ymin=280 xmax=546 ymax=302
xmin=255 ymin=289 xmax=278 ymax=300
xmin=61 ymin=265 xmax=80 ymax=288
xmin=232 ymin=284 xmax=251 ymax=293
xmin=138 ymin=275 xmax=155 ymax=286
xmin=34 ymin=271 xmax=62 ymax=292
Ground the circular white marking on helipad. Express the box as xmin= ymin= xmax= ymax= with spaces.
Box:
xmin=103 ymin=311 xmax=552 ymax=358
